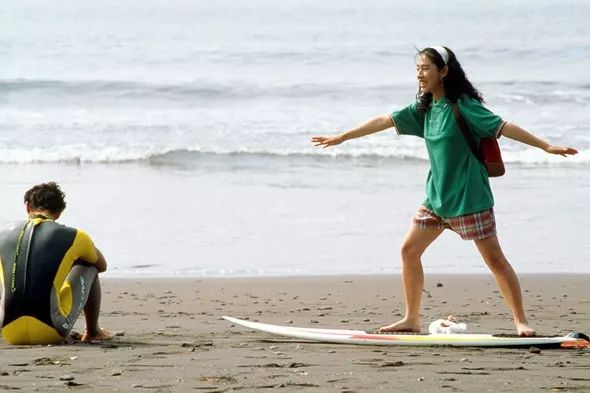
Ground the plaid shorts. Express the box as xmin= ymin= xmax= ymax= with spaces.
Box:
xmin=413 ymin=206 xmax=497 ymax=240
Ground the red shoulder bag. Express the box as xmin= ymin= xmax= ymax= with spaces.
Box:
xmin=451 ymin=103 xmax=505 ymax=177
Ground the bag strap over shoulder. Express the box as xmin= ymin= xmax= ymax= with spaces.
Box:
xmin=451 ymin=103 xmax=482 ymax=162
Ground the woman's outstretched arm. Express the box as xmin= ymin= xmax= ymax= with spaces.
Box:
xmin=501 ymin=122 xmax=578 ymax=157
xmin=311 ymin=115 xmax=394 ymax=148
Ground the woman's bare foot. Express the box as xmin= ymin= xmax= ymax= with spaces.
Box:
xmin=515 ymin=321 xmax=536 ymax=337
xmin=81 ymin=328 xmax=113 ymax=342
xmin=378 ymin=318 xmax=421 ymax=333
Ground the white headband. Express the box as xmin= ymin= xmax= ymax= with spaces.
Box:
xmin=429 ymin=46 xmax=449 ymax=65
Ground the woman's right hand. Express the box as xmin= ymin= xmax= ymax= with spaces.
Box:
xmin=311 ymin=134 xmax=345 ymax=148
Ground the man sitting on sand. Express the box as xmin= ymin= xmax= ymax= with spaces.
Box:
xmin=0 ymin=182 xmax=111 ymax=344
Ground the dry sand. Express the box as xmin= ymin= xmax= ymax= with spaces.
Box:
xmin=0 ymin=274 xmax=588 ymax=392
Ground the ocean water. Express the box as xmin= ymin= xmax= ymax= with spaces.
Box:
xmin=1 ymin=0 xmax=589 ymax=276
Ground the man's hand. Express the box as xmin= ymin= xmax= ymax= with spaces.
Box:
xmin=95 ymin=248 xmax=107 ymax=273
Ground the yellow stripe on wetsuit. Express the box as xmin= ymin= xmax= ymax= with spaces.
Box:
xmin=53 ymin=229 xmax=98 ymax=317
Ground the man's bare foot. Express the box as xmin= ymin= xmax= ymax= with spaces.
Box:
xmin=378 ymin=318 xmax=421 ymax=333
xmin=515 ymin=321 xmax=536 ymax=337
xmin=81 ymin=328 xmax=113 ymax=342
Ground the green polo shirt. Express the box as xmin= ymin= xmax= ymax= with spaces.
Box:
xmin=390 ymin=95 xmax=505 ymax=218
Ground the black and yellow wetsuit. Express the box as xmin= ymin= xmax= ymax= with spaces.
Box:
xmin=0 ymin=216 xmax=99 ymax=345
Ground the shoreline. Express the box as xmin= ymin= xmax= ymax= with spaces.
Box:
xmin=101 ymin=272 xmax=590 ymax=279
xmin=1 ymin=274 xmax=588 ymax=392
xmin=2 ymin=162 xmax=588 ymax=278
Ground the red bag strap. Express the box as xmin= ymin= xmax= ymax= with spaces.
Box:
xmin=451 ymin=103 xmax=482 ymax=162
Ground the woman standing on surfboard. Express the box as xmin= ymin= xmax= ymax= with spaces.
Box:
xmin=311 ymin=46 xmax=578 ymax=336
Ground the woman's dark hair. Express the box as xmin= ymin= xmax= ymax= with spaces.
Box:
xmin=416 ymin=47 xmax=483 ymax=112
xmin=23 ymin=182 xmax=67 ymax=214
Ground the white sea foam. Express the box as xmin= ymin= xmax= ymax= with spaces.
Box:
xmin=0 ymin=144 xmax=587 ymax=165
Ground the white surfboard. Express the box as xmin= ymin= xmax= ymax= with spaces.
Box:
xmin=224 ymin=316 xmax=588 ymax=347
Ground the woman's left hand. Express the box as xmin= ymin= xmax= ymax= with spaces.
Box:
xmin=544 ymin=145 xmax=579 ymax=157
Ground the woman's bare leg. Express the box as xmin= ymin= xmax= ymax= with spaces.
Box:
xmin=379 ymin=224 xmax=444 ymax=333
xmin=474 ymin=235 xmax=535 ymax=336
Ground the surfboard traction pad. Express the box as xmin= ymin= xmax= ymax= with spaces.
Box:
xmin=363 ymin=331 xmax=590 ymax=348
xmin=367 ymin=330 xmax=588 ymax=340
xmin=367 ymin=331 xmax=556 ymax=337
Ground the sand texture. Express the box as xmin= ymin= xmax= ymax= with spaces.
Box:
xmin=0 ymin=274 xmax=588 ymax=392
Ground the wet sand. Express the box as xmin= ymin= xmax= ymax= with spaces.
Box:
xmin=0 ymin=274 xmax=588 ymax=392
